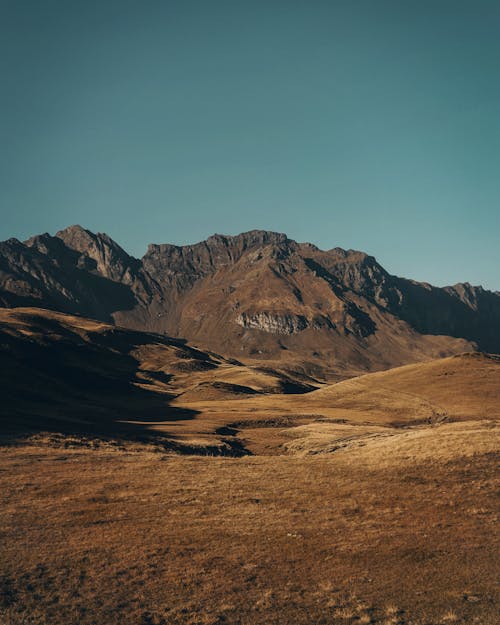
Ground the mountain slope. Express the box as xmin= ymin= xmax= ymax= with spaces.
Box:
xmin=296 ymin=351 xmax=500 ymax=423
xmin=0 ymin=226 xmax=498 ymax=376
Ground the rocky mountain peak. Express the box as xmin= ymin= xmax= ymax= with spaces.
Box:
xmin=56 ymin=223 xmax=88 ymax=237
xmin=56 ymin=225 xmax=130 ymax=258
xmin=53 ymin=225 xmax=138 ymax=284
xmin=206 ymin=230 xmax=291 ymax=249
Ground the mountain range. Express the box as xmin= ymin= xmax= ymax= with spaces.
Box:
xmin=1 ymin=225 xmax=498 ymax=377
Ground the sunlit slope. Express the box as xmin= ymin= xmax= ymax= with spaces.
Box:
xmin=303 ymin=352 xmax=500 ymax=423
xmin=167 ymin=351 xmax=500 ymax=455
xmin=276 ymin=353 xmax=500 ymax=456
xmin=175 ymin=352 xmax=500 ymax=431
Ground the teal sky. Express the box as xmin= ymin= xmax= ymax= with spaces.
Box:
xmin=1 ymin=0 xmax=499 ymax=290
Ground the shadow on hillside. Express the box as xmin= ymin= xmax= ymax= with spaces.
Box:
xmin=389 ymin=278 xmax=500 ymax=353
xmin=0 ymin=321 xmax=202 ymax=445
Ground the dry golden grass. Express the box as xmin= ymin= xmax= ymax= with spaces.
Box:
xmin=1 ymin=440 xmax=498 ymax=624
xmin=165 ymin=351 xmax=500 ymax=455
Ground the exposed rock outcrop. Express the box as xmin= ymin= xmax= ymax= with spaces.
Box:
xmin=236 ymin=312 xmax=309 ymax=335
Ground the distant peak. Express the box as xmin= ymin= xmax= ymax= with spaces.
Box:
xmin=53 ymin=225 xmax=133 ymax=264
xmin=0 ymin=237 xmax=23 ymax=248
xmin=146 ymin=230 xmax=292 ymax=256
xmin=56 ymin=224 xmax=89 ymax=237
xmin=206 ymin=230 xmax=290 ymax=247
xmin=55 ymin=225 xmax=96 ymax=247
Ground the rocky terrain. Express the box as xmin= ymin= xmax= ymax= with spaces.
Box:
xmin=1 ymin=226 xmax=499 ymax=376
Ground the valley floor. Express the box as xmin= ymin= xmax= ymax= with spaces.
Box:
xmin=1 ymin=420 xmax=498 ymax=625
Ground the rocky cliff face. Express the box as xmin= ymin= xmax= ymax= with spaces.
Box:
xmin=0 ymin=226 xmax=497 ymax=377
xmin=236 ymin=312 xmax=309 ymax=335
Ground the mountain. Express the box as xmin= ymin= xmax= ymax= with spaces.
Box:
xmin=1 ymin=225 xmax=498 ymax=377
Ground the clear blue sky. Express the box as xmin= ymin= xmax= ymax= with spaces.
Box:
xmin=1 ymin=0 xmax=499 ymax=290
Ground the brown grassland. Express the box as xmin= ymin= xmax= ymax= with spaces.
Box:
xmin=0 ymin=309 xmax=499 ymax=625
